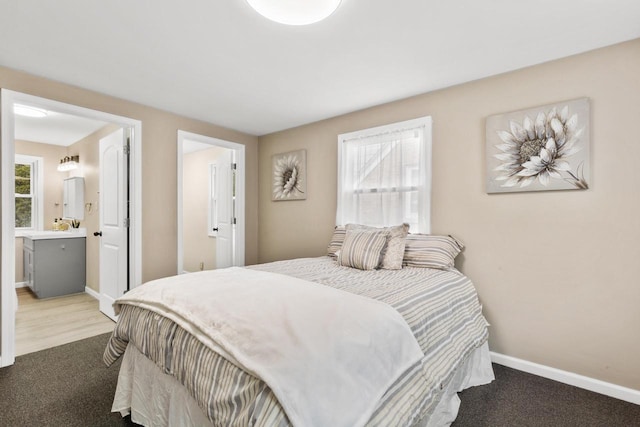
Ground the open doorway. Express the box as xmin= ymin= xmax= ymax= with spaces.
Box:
xmin=177 ymin=131 xmax=245 ymax=274
xmin=1 ymin=90 xmax=142 ymax=367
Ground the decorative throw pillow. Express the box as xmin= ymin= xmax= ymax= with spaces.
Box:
xmin=402 ymin=234 xmax=464 ymax=270
xmin=326 ymin=226 xmax=346 ymax=258
xmin=346 ymin=223 xmax=410 ymax=270
xmin=338 ymin=229 xmax=390 ymax=270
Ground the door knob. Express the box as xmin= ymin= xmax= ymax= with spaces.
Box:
xmin=93 ymin=231 xmax=102 ymax=236
xmin=212 ymin=227 xmax=219 ymax=232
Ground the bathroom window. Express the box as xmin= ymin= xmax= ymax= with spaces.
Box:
xmin=15 ymin=155 xmax=43 ymax=230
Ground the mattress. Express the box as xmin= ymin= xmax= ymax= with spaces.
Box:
xmin=105 ymin=256 xmax=491 ymax=426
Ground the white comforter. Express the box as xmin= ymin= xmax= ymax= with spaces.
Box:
xmin=114 ymin=267 xmax=424 ymax=427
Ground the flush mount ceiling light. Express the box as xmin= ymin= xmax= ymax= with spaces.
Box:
xmin=246 ymin=0 xmax=342 ymax=25
xmin=13 ymin=104 xmax=48 ymax=118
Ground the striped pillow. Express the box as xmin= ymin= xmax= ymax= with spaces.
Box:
xmin=346 ymin=223 xmax=409 ymax=270
xmin=326 ymin=226 xmax=346 ymax=258
xmin=338 ymin=229 xmax=389 ymax=270
xmin=402 ymin=234 xmax=464 ymax=270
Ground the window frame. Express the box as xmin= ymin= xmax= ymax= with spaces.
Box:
xmin=336 ymin=116 xmax=433 ymax=233
xmin=14 ymin=154 xmax=44 ymax=233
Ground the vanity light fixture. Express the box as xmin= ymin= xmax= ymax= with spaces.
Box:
xmin=13 ymin=104 xmax=48 ymax=118
xmin=57 ymin=155 xmax=80 ymax=172
xmin=246 ymin=0 xmax=342 ymax=25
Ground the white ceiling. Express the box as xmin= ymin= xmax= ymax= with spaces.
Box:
xmin=1 ymin=0 xmax=639 ymax=137
xmin=183 ymin=139 xmax=216 ymax=154
xmin=14 ymin=109 xmax=108 ymax=146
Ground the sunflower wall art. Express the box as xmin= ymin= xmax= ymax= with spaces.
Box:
xmin=486 ymin=98 xmax=590 ymax=194
xmin=272 ymin=149 xmax=307 ymax=201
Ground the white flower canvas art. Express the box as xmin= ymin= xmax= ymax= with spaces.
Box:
xmin=486 ymin=98 xmax=590 ymax=194
xmin=272 ymin=149 xmax=306 ymax=201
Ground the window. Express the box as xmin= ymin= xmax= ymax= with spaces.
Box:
xmin=337 ymin=117 xmax=432 ymax=233
xmin=15 ymin=155 xmax=43 ymax=230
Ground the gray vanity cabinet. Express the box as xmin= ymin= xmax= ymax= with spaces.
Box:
xmin=23 ymin=236 xmax=86 ymax=298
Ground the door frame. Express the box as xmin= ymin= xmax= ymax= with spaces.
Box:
xmin=0 ymin=90 xmax=142 ymax=367
xmin=176 ymin=130 xmax=245 ymax=274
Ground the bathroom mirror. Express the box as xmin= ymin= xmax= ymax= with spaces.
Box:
xmin=63 ymin=176 xmax=84 ymax=220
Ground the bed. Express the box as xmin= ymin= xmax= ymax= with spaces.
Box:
xmin=104 ymin=232 xmax=493 ymax=427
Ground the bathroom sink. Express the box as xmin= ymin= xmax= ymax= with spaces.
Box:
xmin=22 ymin=228 xmax=87 ymax=240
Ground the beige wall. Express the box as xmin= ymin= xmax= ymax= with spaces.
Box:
xmin=258 ymin=39 xmax=640 ymax=390
xmin=182 ymin=146 xmax=227 ymax=272
xmin=1 ymin=65 xmax=259 ymax=358
xmin=0 ymin=65 xmax=259 ymax=279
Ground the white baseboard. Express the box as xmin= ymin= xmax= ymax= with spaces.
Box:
xmin=490 ymin=352 xmax=640 ymax=405
xmin=85 ymin=286 xmax=100 ymax=300
xmin=15 ymin=281 xmax=27 ymax=288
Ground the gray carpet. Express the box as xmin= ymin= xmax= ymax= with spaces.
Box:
xmin=1 ymin=333 xmax=639 ymax=426
xmin=0 ymin=333 xmax=134 ymax=427
xmin=453 ymin=364 xmax=640 ymax=427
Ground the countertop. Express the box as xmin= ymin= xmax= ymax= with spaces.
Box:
xmin=21 ymin=228 xmax=87 ymax=240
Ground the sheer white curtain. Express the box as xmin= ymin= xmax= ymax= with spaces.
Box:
xmin=337 ymin=117 xmax=431 ymax=233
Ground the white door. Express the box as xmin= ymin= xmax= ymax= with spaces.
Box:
xmin=98 ymin=128 xmax=128 ymax=320
xmin=215 ymin=150 xmax=234 ymax=268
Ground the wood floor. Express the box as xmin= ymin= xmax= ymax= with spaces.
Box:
xmin=15 ymin=287 xmax=116 ymax=356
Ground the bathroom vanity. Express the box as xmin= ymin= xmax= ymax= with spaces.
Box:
xmin=23 ymin=229 xmax=86 ymax=298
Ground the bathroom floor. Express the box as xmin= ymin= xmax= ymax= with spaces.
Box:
xmin=15 ymin=288 xmax=115 ymax=356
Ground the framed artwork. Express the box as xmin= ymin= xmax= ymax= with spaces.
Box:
xmin=272 ymin=149 xmax=306 ymax=201
xmin=486 ymin=98 xmax=590 ymax=193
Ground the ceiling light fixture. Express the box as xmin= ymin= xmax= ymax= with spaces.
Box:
xmin=57 ymin=155 xmax=80 ymax=172
xmin=246 ymin=0 xmax=342 ymax=25
xmin=14 ymin=104 xmax=48 ymax=118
